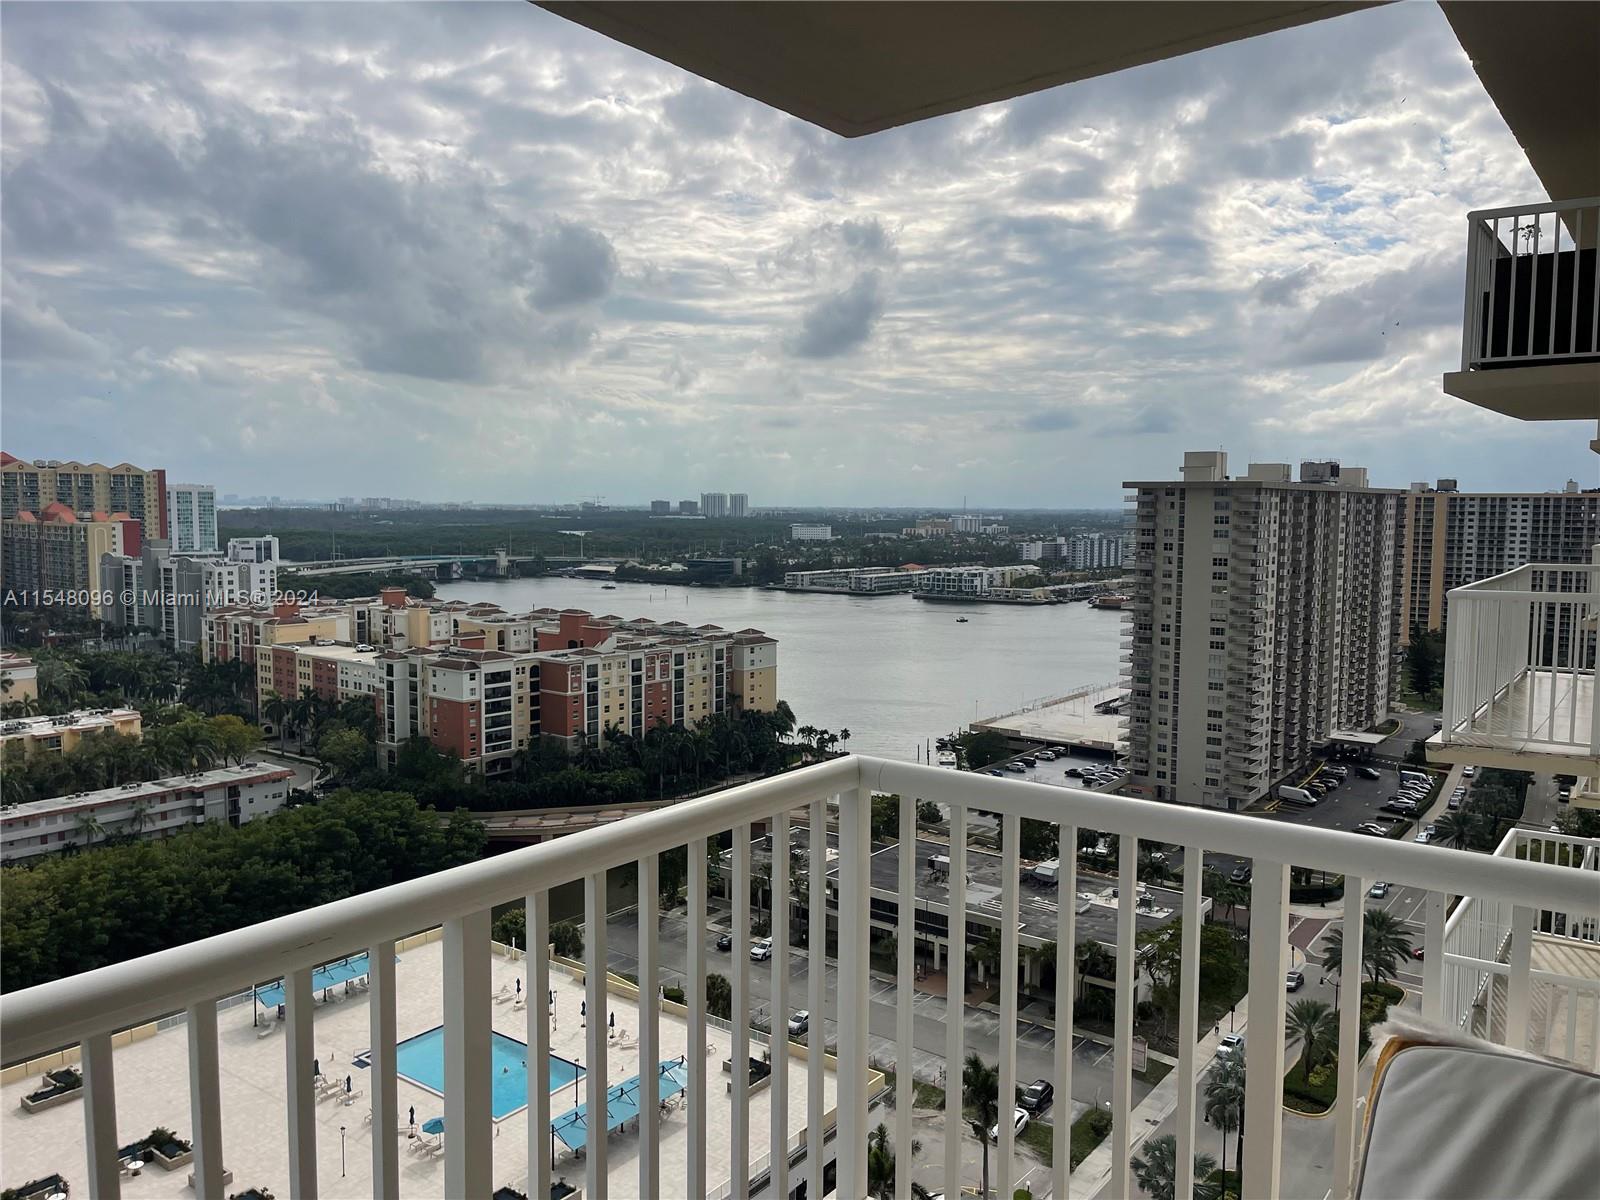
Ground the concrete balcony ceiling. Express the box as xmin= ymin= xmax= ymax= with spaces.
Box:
xmin=538 ymin=1 xmax=1379 ymax=138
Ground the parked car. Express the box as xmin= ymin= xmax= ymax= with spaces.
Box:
xmin=1383 ymin=800 xmax=1417 ymax=815
xmin=1414 ymin=829 xmax=1434 ymax=844
xmin=1004 ymin=762 xmax=1027 ymax=773
xmin=1217 ymin=1033 xmax=1245 ymax=1059
xmin=989 ymin=1108 xmax=1030 ymax=1142
xmin=1064 ymin=767 xmax=1085 ymax=777
xmin=1019 ymin=1079 xmax=1055 ymax=1114
xmin=984 ymin=769 xmax=1004 ymax=777
xmin=1448 ymin=797 xmax=1462 ymax=810
xmin=1035 ymin=749 xmax=1056 ymax=761
xmin=1462 ymin=766 xmax=1477 ymax=778
xmin=1230 ymin=865 xmax=1252 ymax=883
xmin=1020 ymin=756 xmax=1038 ymax=767
xmin=1411 ymin=946 xmax=1426 ymax=960
xmin=788 ymin=1010 xmax=809 ymax=1036
xmin=1286 ymin=970 xmax=1305 ymax=992
xmin=1357 ymin=766 xmax=1382 ymax=780
xmin=750 ymin=938 xmax=774 ymax=960
xmin=1356 ymin=822 xmax=1390 ymax=836
xmin=716 ymin=933 xmax=733 ymax=952
xmin=1369 ymin=880 xmax=1390 ymax=898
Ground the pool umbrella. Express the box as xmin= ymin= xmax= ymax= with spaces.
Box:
xmin=313 ymin=1058 xmax=321 ymax=1078
xmin=345 ymin=1075 xmax=353 ymax=1093
xmin=422 ymin=1117 xmax=444 ymax=1135
xmin=516 ymin=978 xmax=522 ymax=995
xmin=609 ymin=1011 xmax=615 ymax=1030
xmin=408 ymin=1105 xmax=415 ymax=1128
xmin=581 ymin=999 xmax=587 ymax=1017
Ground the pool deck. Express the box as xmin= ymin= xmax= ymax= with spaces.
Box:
xmin=1 ymin=933 xmax=839 ymax=1198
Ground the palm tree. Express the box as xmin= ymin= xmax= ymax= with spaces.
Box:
xmin=74 ymin=812 xmax=106 ymax=847
xmin=1203 ymin=1053 xmax=1245 ymax=1176
xmin=1076 ymin=941 xmax=1116 ymax=994
xmin=1434 ymin=810 xmax=1478 ymax=850
xmin=962 ymin=1053 xmax=1001 ymax=1199
xmin=839 ymin=727 xmax=851 ymax=754
xmin=37 ymin=658 xmax=88 ymax=708
xmin=125 ymin=800 xmax=152 ymax=835
xmin=262 ymin=692 xmax=290 ymax=751
xmin=1323 ymin=908 xmax=1413 ymax=986
xmin=865 ymin=1121 xmax=922 ymax=1199
xmin=1130 ymin=1134 xmax=1221 ymax=1200
xmin=1285 ymin=998 xmax=1337 ymax=1082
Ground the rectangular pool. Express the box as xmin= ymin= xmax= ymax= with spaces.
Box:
xmin=394 ymin=1026 xmax=583 ymax=1120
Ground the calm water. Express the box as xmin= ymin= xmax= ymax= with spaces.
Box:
xmin=435 ymin=577 xmax=1123 ymax=761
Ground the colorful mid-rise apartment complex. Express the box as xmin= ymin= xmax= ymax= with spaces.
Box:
xmin=0 ymin=452 xmax=167 ymax=537
xmin=221 ymin=588 xmax=778 ymax=775
xmin=1 ymin=503 xmax=142 ymax=619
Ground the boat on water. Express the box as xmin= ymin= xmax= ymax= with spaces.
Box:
xmin=601 ymin=584 xmax=618 ymax=589
xmin=956 ymin=616 xmax=969 ymax=623
xmin=1090 ymin=593 xmax=1131 ymax=610
xmin=935 ymin=749 xmax=958 ymax=769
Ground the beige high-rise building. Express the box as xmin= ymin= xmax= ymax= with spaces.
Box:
xmin=1396 ymin=481 xmax=1600 ymax=643
xmin=1 ymin=453 xmax=167 ymax=537
xmin=1123 ymin=452 xmax=1399 ymax=810
xmin=2 ymin=505 xmax=139 ymax=618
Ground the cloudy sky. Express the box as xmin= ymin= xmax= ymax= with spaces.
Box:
xmin=2 ymin=2 xmax=1592 ymax=507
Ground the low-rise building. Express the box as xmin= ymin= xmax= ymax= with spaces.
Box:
xmin=0 ymin=652 xmax=38 ymax=705
xmin=0 ymin=763 xmax=295 ymax=862
xmin=0 ymin=708 xmax=143 ymax=758
xmin=789 ymin=523 xmax=833 ymax=541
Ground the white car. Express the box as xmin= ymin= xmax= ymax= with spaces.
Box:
xmin=1217 ymin=1032 xmax=1245 ymax=1058
xmin=750 ymin=938 xmax=773 ymax=961
xmin=1462 ymin=766 xmax=1477 ymax=778
xmin=989 ymin=1107 xmax=1030 ymax=1142
xmin=787 ymin=1010 xmax=809 ymax=1036
xmin=1369 ymin=881 xmax=1390 ymax=898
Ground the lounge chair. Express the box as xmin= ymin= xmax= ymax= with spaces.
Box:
xmin=340 ymin=1088 xmax=363 ymax=1106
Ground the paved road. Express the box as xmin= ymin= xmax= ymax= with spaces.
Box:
xmin=601 ymin=907 xmax=1155 ymax=1115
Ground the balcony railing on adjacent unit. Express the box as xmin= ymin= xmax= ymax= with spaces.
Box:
xmin=1460 ymin=197 xmax=1600 ymax=371
xmin=1 ymin=757 xmax=1596 ymax=1200
xmin=1431 ymin=558 xmax=1599 ymax=776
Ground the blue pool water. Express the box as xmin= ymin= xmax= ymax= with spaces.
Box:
xmin=394 ymin=1026 xmax=583 ymax=1120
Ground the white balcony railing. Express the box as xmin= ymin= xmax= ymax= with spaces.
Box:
xmin=1433 ymin=558 xmax=1599 ymax=774
xmin=2 ymin=756 xmax=1597 ymax=1200
xmin=1460 ymin=196 xmax=1600 ymax=371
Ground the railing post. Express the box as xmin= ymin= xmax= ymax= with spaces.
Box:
xmin=285 ymin=966 xmax=318 ymax=1200
xmin=943 ymin=802 xmax=969 ymax=1195
xmin=997 ymin=812 xmax=1021 ymax=1199
xmin=1110 ymin=836 xmax=1138 ymax=1199
xmin=1051 ymin=824 xmax=1077 ymax=1200
xmin=444 ymin=909 xmax=493 ymax=1200
xmin=82 ymin=1031 xmax=122 ymax=1200
xmin=1333 ymin=875 xmax=1365 ymax=1200
xmin=1175 ymin=845 xmax=1203 ymax=1200
xmin=1506 ymin=904 xmax=1536 ymax=1052
xmin=689 ymin=838 xmax=709 ymax=1198
xmin=1242 ymin=861 xmax=1290 ymax=1200
xmin=584 ymin=871 xmax=610 ymax=1199
xmin=638 ymin=856 xmax=661 ymax=1200
xmin=369 ymin=939 xmax=398 ymax=1200
xmin=894 ymin=793 xmax=915 ymax=1200
xmin=528 ymin=891 xmax=553 ymax=1200
xmin=836 ymin=784 xmax=872 ymax=1200
xmin=806 ymin=799 xmax=827 ymax=1200
xmin=769 ymin=810 xmax=791 ymax=1200
xmin=187 ymin=997 xmax=226 ymax=1200
xmin=732 ymin=823 xmax=752 ymax=1199
xmin=1422 ymin=891 xmax=1447 ymax=1024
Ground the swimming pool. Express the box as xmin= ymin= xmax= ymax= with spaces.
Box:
xmin=393 ymin=1026 xmax=583 ymax=1120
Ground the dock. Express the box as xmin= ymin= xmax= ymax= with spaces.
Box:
xmin=972 ymin=681 xmax=1127 ymax=753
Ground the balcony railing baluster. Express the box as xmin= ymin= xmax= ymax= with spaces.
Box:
xmin=1052 ymin=823 xmax=1078 ymax=1200
xmin=285 ymin=965 xmax=318 ymax=1199
xmin=1242 ymin=862 xmax=1290 ymax=1200
xmin=1174 ymin=844 xmax=1203 ymax=1200
xmin=637 ymin=857 xmax=661 ymax=1200
xmin=769 ymin=811 xmax=791 ymax=1200
xmin=997 ymin=812 xmax=1022 ymax=1198
xmin=1422 ymin=892 xmax=1447 ymax=1024
xmin=443 ymin=909 xmax=492 ymax=1199
xmin=689 ymin=838 xmax=710 ymax=1197
xmin=83 ymin=1030 xmax=122 ymax=1200
xmin=944 ymin=804 xmax=969 ymax=1193
xmin=1110 ymin=836 xmax=1138 ymax=1199
xmin=1332 ymin=875 xmax=1366 ymax=1200
xmin=836 ymin=787 xmax=871 ymax=1200
xmin=731 ymin=823 xmax=752 ymax=1200
xmin=806 ymin=798 xmax=827 ymax=1200
xmin=187 ymin=997 xmax=226 ymax=1199
xmin=894 ymin=793 xmax=915 ymax=1200
xmin=368 ymin=937 xmax=398 ymax=1200
xmin=527 ymin=893 xmax=553 ymax=1200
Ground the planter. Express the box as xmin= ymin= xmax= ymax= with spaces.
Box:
xmin=19 ymin=1069 xmax=83 ymax=1113
xmin=153 ymin=1144 xmax=194 ymax=1171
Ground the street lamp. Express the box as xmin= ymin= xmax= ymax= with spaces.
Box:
xmin=340 ymin=1125 xmax=347 ymax=1177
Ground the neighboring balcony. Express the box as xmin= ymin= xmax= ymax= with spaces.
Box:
xmin=1427 ymin=559 xmax=1599 ymax=787
xmin=1 ymin=757 xmax=1596 ymax=1200
xmin=1443 ymin=197 xmax=1600 ymax=422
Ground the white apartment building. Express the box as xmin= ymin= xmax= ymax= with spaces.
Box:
xmin=729 ymin=492 xmax=749 ymax=518
xmin=227 ymin=535 xmax=281 ymax=563
xmin=789 ymin=523 xmax=833 ymax=541
xmin=1123 ymin=452 xmax=1399 ymax=810
xmin=166 ymin=483 xmax=218 ymax=553
xmin=781 ymin=567 xmax=926 ymax=593
xmin=700 ymin=492 xmax=729 ymax=518
xmin=912 ymin=565 xmax=1020 ymax=597
xmin=1020 ymin=532 xmax=1127 ymax=569
xmin=0 ymin=763 xmax=295 ymax=862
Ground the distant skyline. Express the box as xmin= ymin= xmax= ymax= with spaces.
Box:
xmin=3 ymin=2 xmax=1593 ymax=505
